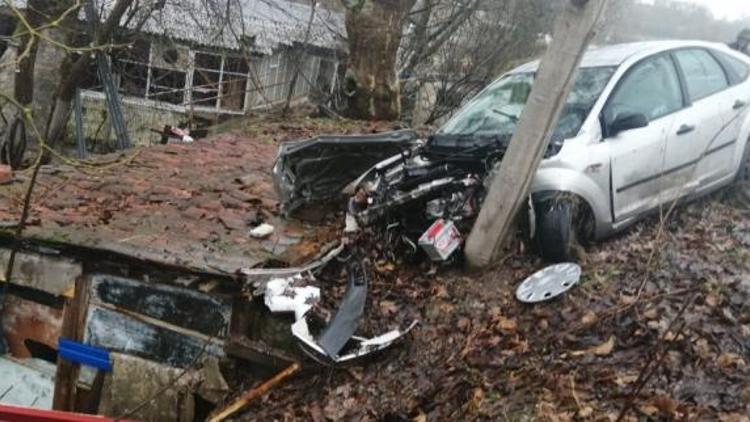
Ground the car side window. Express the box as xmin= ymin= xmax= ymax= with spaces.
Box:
xmin=713 ymin=51 xmax=750 ymax=84
xmin=674 ymin=49 xmax=729 ymax=101
xmin=605 ymin=55 xmax=683 ymax=123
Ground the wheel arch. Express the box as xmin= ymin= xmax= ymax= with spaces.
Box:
xmin=531 ymin=168 xmax=612 ymax=239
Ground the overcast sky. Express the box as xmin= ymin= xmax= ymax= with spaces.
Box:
xmin=660 ymin=0 xmax=750 ymax=21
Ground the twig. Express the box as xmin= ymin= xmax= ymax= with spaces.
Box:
xmin=208 ymin=362 xmax=302 ymax=422
xmin=615 ymin=293 xmax=697 ymax=421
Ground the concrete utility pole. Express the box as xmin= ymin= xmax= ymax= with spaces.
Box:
xmin=464 ymin=0 xmax=609 ymax=269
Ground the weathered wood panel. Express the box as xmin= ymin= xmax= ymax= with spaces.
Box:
xmin=0 ymin=249 xmax=82 ymax=296
xmin=90 ymin=274 xmax=231 ymax=337
xmin=84 ymin=306 xmax=223 ymax=368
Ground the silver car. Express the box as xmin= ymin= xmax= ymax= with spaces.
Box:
xmin=438 ymin=40 xmax=750 ymax=261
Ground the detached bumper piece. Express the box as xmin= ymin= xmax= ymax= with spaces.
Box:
xmin=264 ymin=259 xmax=417 ymax=365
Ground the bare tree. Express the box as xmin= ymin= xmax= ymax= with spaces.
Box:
xmin=341 ymin=0 xmax=417 ymax=120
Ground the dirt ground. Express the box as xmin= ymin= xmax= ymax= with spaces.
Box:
xmin=214 ymin=113 xmax=750 ymax=421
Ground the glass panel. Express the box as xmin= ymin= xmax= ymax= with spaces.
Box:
xmin=440 ymin=67 xmax=616 ymax=140
xmin=192 ymin=68 xmax=220 ymax=108
xmin=606 ymin=55 xmax=683 ymax=121
xmin=715 ymin=51 xmax=750 ymax=84
xmin=674 ymin=49 xmax=729 ymax=101
xmin=149 ymin=67 xmax=186 ymax=105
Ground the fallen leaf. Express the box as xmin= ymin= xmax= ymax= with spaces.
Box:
xmin=591 ymin=336 xmax=615 ymax=356
xmin=496 ymin=316 xmax=517 ymax=333
xmin=719 ymin=413 xmax=750 ymax=422
xmin=653 ymin=394 xmax=678 ymax=417
xmin=639 ymin=404 xmax=659 ymax=416
xmin=577 ymin=406 xmax=593 ymax=418
xmin=642 ymin=308 xmax=658 ymax=320
xmin=705 ymin=293 xmax=720 ymax=307
xmin=571 ymin=336 xmax=615 ymax=357
xmin=581 ymin=310 xmax=598 ymax=325
xmin=718 ymin=352 xmax=746 ymax=368
xmin=380 ymin=300 xmax=399 ymax=315
xmin=614 ymin=373 xmax=639 ymax=387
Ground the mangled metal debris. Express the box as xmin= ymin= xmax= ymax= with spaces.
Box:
xmin=339 ymin=134 xmax=505 ymax=262
xmin=273 ymin=130 xmax=419 ymax=216
xmin=516 ymin=263 xmax=582 ymax=303
xmin=263 ymin=257 xmax=416 ymax=364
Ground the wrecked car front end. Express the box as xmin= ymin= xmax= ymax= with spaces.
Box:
xmin=273 ymin=130 xmax=419 ymax=216
xmin=346 ymin=134 xmax=510 ymax=262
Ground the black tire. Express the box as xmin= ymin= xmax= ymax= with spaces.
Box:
xmin=535 ymin=197 xmax=586 ymax=263
xmin=734 ymin=140 xmax=750 ymax=207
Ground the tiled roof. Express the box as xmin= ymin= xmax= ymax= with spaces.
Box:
xmin=0 ymin=133 xmax=338 ymax=276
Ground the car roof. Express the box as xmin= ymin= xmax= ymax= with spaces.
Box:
xmin=510 ymin=40 xmax=734 ymax=73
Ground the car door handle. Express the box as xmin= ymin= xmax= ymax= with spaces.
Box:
xmin=676 ymin=124 xmax=695 ymax=135
xmin=734 ymin=100 xmax=748 ymax=110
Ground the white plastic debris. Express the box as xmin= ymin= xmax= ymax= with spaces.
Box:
xmin=344 ymin=213 xmax=360 ymax=233
xmin=516 ymin=263 xmax=582 ymax=303
xmin=262 ymin=267 xmax=417 ymax=364
xmin=250 ymin=223 xmax=275 ymax=238
xmin=291 ymin=318 xmax=418 ymax=363
xmin=264 ymin=275 xmax=320 ymax=320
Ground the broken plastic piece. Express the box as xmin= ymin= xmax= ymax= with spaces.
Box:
xmin=261 ymin=257 xmax=416 ymax=364
xmin=317 ymin=260 xmax=368 ymax=358
xmin=264 ymin=276 xmax=320 ymax=320
xmin=418 ymin=219 xmax=462 ymax=261
xmin=516 ymin=263 xmax=581 ymax=303
xmin=250 ymin=223 xmax=275 ymax=238
xmin=292 ymin=318 xmax=418 ymax=364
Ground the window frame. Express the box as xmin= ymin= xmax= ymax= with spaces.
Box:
xmin=709 ymin=49 xmax=750 ymax=86
xmin=671 ymin=47 xmax=731 ymax=103
xmin=600 ymin=51 xmax=689 ymax=137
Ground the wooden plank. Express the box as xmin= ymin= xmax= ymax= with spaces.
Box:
xmin=83 ymin=306 xmax=223 ymax=368
xmin=464 ymin=0 xmax=610 ymax=268
xmin=89 ymin=274 xmax=231 ymax=337
xmin=53 ymin=276 xmax=91 ymax=412
xmin=208 ymin=363 xmax=301 ymax=422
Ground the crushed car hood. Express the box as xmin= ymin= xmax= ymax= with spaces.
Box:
xmin=273 ymin=130 xmax=418 ymax=216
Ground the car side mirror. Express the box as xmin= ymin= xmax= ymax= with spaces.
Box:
xmin=607 ymin=112 xmax=649 ymax=137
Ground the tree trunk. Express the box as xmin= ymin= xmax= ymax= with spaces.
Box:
xmin=45 ymin=0 xmax=134 ymax=148
xmin=464 ymin=0 xmax=609 ymax=269
xmin=343 ymin=0 xmax=416 ymax=120
xmin=13 ymin=0 xmax=49 ymax=107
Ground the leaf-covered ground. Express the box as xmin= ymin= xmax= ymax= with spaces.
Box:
xmin=219 ymin=113 xmax=750 ymax=421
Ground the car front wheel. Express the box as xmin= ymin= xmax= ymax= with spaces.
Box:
xmin=535 ymin=196 xmax=590 ymax=263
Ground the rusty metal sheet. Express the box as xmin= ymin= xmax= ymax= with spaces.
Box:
xmin=2 ymin=294 xmax=63 ymax=359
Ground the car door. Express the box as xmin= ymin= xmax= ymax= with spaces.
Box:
xmin=604 ymin=54 xmax=685 ymax=222
xmin=664 ymin=48 xmax=734 ymax=198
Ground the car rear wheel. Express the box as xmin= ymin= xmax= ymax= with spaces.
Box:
xmin=535 ymin=195 xmax=590 ymax=263
xmin=734 ymin=140 xmax=750 ymax=207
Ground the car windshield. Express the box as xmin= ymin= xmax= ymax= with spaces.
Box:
xmin=438 ymin=66 xmax=617 ymax=142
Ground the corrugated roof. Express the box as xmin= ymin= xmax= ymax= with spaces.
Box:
xmin=5 ymin=0 xmax=345 ymax=55
xmin=134 ymin=0 xmax=345 ymax=54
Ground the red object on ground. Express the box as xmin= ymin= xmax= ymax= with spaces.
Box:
xmin=0 ymin=164 xmax=11 ymax=185
xmin=0 ymin=404 xmax=133 ymax=422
